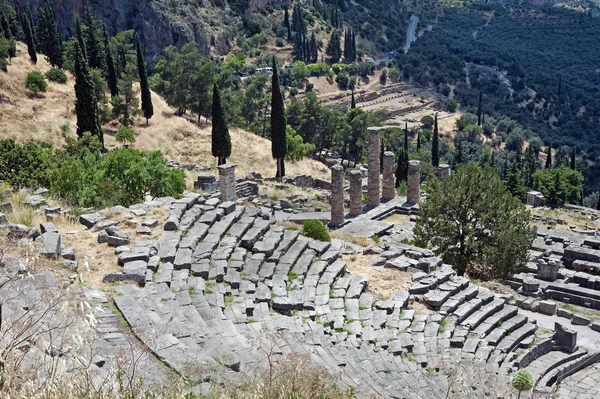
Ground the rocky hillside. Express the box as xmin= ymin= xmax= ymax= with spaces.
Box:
xmin=11 ymin=0 xmax=241 ymax=60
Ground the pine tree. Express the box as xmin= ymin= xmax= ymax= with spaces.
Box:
xmin=325 ymin=29 xmax=341 ymax=63
xmin=74 ymin=42 xmax=102 ymax=145
xmin=22 ymin=13 xmax=37 ymax=64
xmin=104 ymin=26 xmax=118 ymax=97
xmin=135 ymin=33 xmax=153 ymax=125
xmin=270 ymin=57 xmax=287 ymax=178
xmin=395 ymin=148 xmax=409 ymax=188
xmin=570 ymin=147 xmax=576 ymax=170
xmin=350 ymin=89 xmax=356 ymax=109
xmin=404 ymin=121 xmax=408 ymax=151
xmin=545 ymin=142 xmax=552 ymax=169
xmin=211 ymin=84 xmax=231 ymax=166
xmin=432 ymin=113 xmax=440 ymax=167
xmin=477 ymin=90 xmax=483 ymax=126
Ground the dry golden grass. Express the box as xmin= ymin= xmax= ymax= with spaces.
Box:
xmin=381 ymin=213 xmax=411 ymax=225
xmin=0 ymin=43 xmax=329 ymax=189
xmin=330 ymin=232 xmax=376 ymax=247
xmin=342 ymin=254 xmax=413 ymax=295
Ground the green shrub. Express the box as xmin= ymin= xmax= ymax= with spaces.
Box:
xmin=45 ymin=68 xmax=67 ymax=83
xmin=115 ymin=125 xmax=136 ymax=145
xmin=25 ymin=71 xmax=48 ymax=95
xmin=301 ymin=220 xmax=331 ymax=242
xmin=512 ymin=369 xmax=534 ymax=398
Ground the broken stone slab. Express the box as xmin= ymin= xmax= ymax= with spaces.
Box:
xmin=23 ymin=196 xmax=46 ymax=207
xmin=0 ymin=203 xmax=13 ymax=213
xmin=79 ymin=213 xmax=105 ymax=229
xmin=0 ymin=212 xmax=8 ymax=225
xmin=136 ymin=226 xmax=153 ymax=235
xmin=142 ymin=219 xmax=158 ymax=228
xmin=102 ymin=272 xmax=145 ymax=286
xmin=131 ymin=209 xmax=147 ymax=217
xmin=218 ymin=201 xmax=236 ymax=215
xmin=8 ymin=223 xmax=30 ymax=238
xmin=118 ymin=247 xmax=151 ymax=266
xmin=39 ymin=222 xmax=58 ymax=234
xmin=537 ymin=300 xmax=556 ymax=315
xmin=39 ymin=232 xmax=61 ymax=259
xmin=114 ymin=246 xmax=130 ymax=255
xmin=61 ymin=247 xmax=75 ymax=261
xmin=97 ymin=231 xmax=108 ymax=243
xmin=363 ymin=245 xmax=384 ymax=255
xmin=61 ymin=260 xmax=78 ymax=272
xmin=107 ymin=236 xmax=131 ymax=247
xmin=385 ymin=258 xmax=411 ymax=271
xmin=90 ymin=220 xmax=118 ymax=233
xmin=571 ymin=314 xmax=590 ymax=326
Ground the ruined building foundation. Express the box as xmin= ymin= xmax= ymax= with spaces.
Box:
xmin=407 ymin=160 xmax=421 ymax=204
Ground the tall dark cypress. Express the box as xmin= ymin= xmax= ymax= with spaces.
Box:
xmin=104 ymin=26 xmax=118 ymax=97
xmin=211 ymin=84 xmax=231 ymax=166
xmin=351 ymin=28 xmax=357 ymax=61
xmin=22 ymin=13 xmax=37 ymax=64
xmin=404 ymin=121 xmax=408 ymax=151
xmin=477 ymin=90 xmax=483 ymax=126
xmin=74 ymin=42 xmax=102 ymax=145
xmin=545 ymin=142 xmax=552 ymax=169
xmin=395 ymin=148 xmax=408 ymax=188
xmin=455 ymin=140 xmax=464 ymax=165
xmin=75 ymin=18 xmax=87 ymax=62
xmin=37 ymin=1 xmax=62 ymax=68
xmin=309 ymin=32 xmax=318 ymax=63
xmin=135 ymin=33 xmax=153 ymax=124
xmin=416 ymin=130 xmax=421 ymax=150
xmin=270 ymin=57 xmax=287 ymax=179
xmin=570 ymin=147 xmax=576 ymax=170
xmin=432 ymin=113 xmax=440 ymax=167
xmin=2 ymin=13 xmax=11 ymax=39
xmin=350 ymin=89 xmax=356 ymax=109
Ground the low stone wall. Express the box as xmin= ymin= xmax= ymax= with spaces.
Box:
xmin=517 ymin=338 xmax=554 ymax=368
xmin=549 ymin=352 xmax=600 ymax=388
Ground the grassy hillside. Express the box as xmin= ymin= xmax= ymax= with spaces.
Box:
xmin=0 ymin=43 xmax=329 ymax=187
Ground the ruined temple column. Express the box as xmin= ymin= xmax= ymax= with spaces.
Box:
xmin=218 ymin=163 xmax=237 ymax=202
xmin=367 ymin=127 xmax=382 ymax=207
xmin=349 ymin=170 xmax=363 ymax=216
xmin=407 ymin=160 xmax=421 ymax=204
xmin=382 ymin=151 xmax=396 ymax=201
xmin=330 ymin=165 xmax=345 ymax=226
xmin=437 ymin=164 xmax=451 ymax=181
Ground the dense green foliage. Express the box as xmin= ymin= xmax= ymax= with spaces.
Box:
xmin=0 ymin=136 xmax=184 ymax=208
xmin=35 ymin=0 xmax=62 ymax=68
xmin=301 ymin=220 xmax=331 ymax=242
xmin=211 ymin=84 xmax=231 ymax=165
xmin=25 ymin=71 xmax=47 ymax=95
xmin=45 ymin=67 xmax=67 ymax=83
xmin=533 ymin=166 xmax=584 ymax=206
xmin=115 ymin=125 xmax=135 ymax=145
xmin=512 ymin=369 xmax=534 ymax=398
xmin=21 ymin=13 xmax=36 ymax=63
xmin=415 ymin=164 xmax=536 ymax=279
xmin=74 ymin=42 xmax=102 ymax=145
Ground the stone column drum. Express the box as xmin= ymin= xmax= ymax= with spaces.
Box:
xmin=382 ymin=151 xmax=395 ymax=201
xmin=407 ymin=160 xmax=421 ymax=204
xmin=367 ymin=128 xmax=381 ymax=207
xmin=218 ymin=163 xmax=237 ymax=202
xmin=349 ymin=170 xmax=363 ymax=216
xmin=437 ymin=164 xmax=451 ymax=180
xmin=330 ymin=165 xmax=345 ymax=226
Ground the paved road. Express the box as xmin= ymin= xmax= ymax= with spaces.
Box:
xmin=402 ymin=14 xmax=420 ymax=54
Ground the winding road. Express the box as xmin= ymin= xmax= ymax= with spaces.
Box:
xmin=373 ymin=14 xmax=420 ymax=65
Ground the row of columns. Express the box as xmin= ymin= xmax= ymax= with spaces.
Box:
xmin=330 ymin=127 xmax=452 ymax=226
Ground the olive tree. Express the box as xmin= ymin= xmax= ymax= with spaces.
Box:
xmin=414 ymin=164 xmax=536 ymax=279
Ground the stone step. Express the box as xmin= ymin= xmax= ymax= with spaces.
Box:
xmin=486 ymin=314 xmax=528 ymax=346
xmin=440 ymin=283 xmax=479 ymax=314
xmin=460 ymin=298 xmax=505 ymax=330
xmin=526 ymin=349 xmax=586 ymax=385
xmin=474 ymin=305 xmax=519 ymax=338
xmin=424 ymin=276 xmax=470 ymax=310
xmin=496 ymin=323 xmax=537 ymax=353
xmin=538 ymin=351 xmax=600 ymax=388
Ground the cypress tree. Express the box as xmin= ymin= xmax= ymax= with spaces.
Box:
xmin=350 ymin=89 xmax=356 ymax=109
xmin=82 ymin=0 xmax=106 ymax=72
xmin=351 ymin=28 xmax=357 ymax=61
xmin=270 ymin=57 xmax=287 ymax=179
xmin=455 ymin=140 xmax=464 ymax=165
xmin=325 ymin=29 xmax=341 ymax=63
xmin=570 ymin=147 xmax=576 ymax=170
xmin=416 ymin=130 xmax=421 ymax=150
xmin=404 ymin=121 xmax=408 ymax=151
xmin=104 ymin=26 xmax=118 ymax=97
xmin=2 ymin=13 xmax=11 ymax=39
xmin=545 ymin=142 xmax=552 ymax=169
xmin=490 ymin=150 xmax=495 ymax=168
xmin=395 ymin=148 xmax=408 ymax=188
xmin=309 ymin=32 xmax=318 ymax=63
xmin=477 ymin=90 xmax=483 ymax=126
xmin=9 ymin=14 xmax=23 ymax=41
xmin=37 ymin=1 xmax=62 ymax=68
xmin=74 ymin=42 xmax=102 ymax=145
xmin=284 ymin=5 xmax=290 ymax=30
xmin=75 ymin=18 xmax=87 ymax=62
xmin=432 ymin=113 xmax=440 ymax=167
xmin=23 ymin=13 xmax=37 ymax=64
xmin=211 ymin=84 xmax=231 ymax=166
xmin=135 ymin=33 xmax=153 ymax=125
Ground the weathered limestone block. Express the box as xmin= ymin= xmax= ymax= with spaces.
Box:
xmin=330 ymin=165 xmax=345 ymax=226
xmin=218 ymin=163 xmax=237 ymax=202
xmin=382 ymin=151 xmax=395 ymax=201
xmin=537 ymin=258 xmax=560 ymax=281
xmin=407 ymin=160 xmax=421 ymax=204
xmin=555 ymin=322 xmax=577 ymax=352
xmin=349 ymin=170 xmax=362 ymax=216
xmin=367 ymin=127 xmax=381 ymax=207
